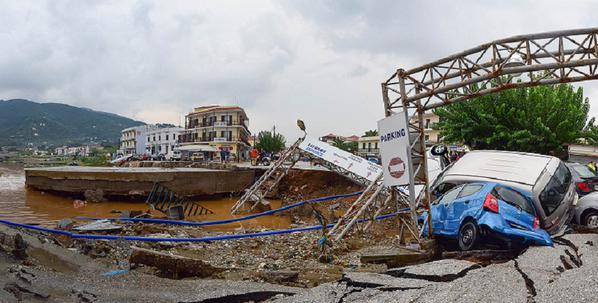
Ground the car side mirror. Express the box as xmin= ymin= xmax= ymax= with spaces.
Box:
xmin=431 ymin=144 xmax=448 ymax=156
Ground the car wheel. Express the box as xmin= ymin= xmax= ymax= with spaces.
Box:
xmin=583 ymin=210 xmax=598 ymax=228
xmin=458 ymin=221 xmax=478 ymax=251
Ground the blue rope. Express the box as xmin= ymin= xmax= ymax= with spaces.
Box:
xmin=75 ymin=191 xmax=363 ymax=227
xmin=0 ymin=209 xmax=409 ymax=243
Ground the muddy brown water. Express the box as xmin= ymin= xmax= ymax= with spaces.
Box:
xmin=0 ymin=164 xmax=290 ymax=230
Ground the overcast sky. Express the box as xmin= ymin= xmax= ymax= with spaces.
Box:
xmin=1 ymin=0 xmax=597 ymax=140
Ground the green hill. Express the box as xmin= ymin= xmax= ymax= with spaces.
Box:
xmin=0 ymin=99 xmax=145 ymax=148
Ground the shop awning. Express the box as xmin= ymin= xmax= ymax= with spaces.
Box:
xmin=175 ymin=145 xmax=219 ymax=152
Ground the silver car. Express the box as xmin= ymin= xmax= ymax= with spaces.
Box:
xmin=574 ymin=192 xmax=598 ymax=228
xmin=430 ymin=150 xmax=577 ymax=235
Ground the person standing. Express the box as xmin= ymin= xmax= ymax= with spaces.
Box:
xmin=250 ymin=148 xmax=258 ymax=166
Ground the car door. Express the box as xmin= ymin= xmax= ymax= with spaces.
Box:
xmin=492 ymin=185 xmax=536 ymax=230
xmin=432 ymin=185 xmax=464 ymax=234
xmin=445 ymin=184 xmax=486 ymax=232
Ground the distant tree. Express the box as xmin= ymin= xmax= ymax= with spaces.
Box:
xmin=332 ymin=138 xmax=358 ymax=154
xmin=363 ymin=130 xmax=378 ymax=137
xmin=583 ymin=119 xmax=598 ymax=145
xmin=255 ymin=131 xmax=286 ymax=153
xmin=433 ymin=83 xmax=591 ymax=156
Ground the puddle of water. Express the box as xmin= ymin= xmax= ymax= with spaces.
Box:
xmin=0 ymin=164 xmax=290 ymax=231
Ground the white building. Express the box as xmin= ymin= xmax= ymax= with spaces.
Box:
xmin=119 ymin=125 xmax=147 ymax=156
xmin=54 ymin=145 xmax=93 ymax=157
xmin=145 ymin=127 xmax=183 ymax=158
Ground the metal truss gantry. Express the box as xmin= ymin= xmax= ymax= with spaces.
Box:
xmin=230 ymin=136 xmax=305 ymax=214
xmin=382 ymin=28 xmax=598 ymax=243
xmin=230 ymin=136 xmax=403 ymax=241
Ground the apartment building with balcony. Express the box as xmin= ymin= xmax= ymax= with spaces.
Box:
xmin=357 ymin=136 xmax=380 ymax=159
xmin=119 ymin=125 xmax=147 ymax=155
xmin=410 ymin=112 xmax=441 ymax=144
xmin=178 ymin=105 xmax=251 ymax=160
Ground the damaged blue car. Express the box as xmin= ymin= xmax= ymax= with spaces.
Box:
xmin=420 ymin=182 xmax=553 ymax=250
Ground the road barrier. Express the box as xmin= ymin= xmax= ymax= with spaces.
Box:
xmin=0 ymin=209 xmax=408 ymax=243
xmin=75 ymin=191 xmax=364 ymax=227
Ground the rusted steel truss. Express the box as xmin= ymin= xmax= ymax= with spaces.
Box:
xmin=382 ymin=28 xmax=598 ymax=244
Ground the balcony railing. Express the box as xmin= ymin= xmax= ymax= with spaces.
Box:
xmin=358 ymin=148 xmax=380 ymax=154
xmin=186 ymin=120 xmax=249 ymax=129
xmin=178 ymin=135 xmax=250 ymax=144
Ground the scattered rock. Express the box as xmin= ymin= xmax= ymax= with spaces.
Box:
xmin=12 ymin=234 xmax=28 ymax=260
xmin=57 ymin=219 xmax=75 ymax=230
xmin=83 ymin=189 xmax=105 ymax=203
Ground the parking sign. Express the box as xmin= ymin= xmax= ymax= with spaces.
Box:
xmin=377 ymin=113 xmax=411 ymax=187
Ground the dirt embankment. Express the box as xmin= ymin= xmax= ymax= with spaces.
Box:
xmin=278 ymin=169 xmax=361 ymax=202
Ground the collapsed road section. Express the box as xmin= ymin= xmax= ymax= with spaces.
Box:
xmin=24 ymin=166 xmax=256 ymax=200
xmin=1 ymin=221 xmax=597 ymax=302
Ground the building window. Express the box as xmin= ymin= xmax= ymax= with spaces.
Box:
xmin=166 ymin=134 xmax=169 ymax=141
xmin=425 ymin=119 xmax=431 ymax=129
xmin=147 ymin=137 xmax=150 ymax=142
xmin=375 ymin=142 xmax=378 ymax=149
xmin=153 ymin=136 xmax=156 ymax=141
xmin=165 ymin=146 xmax=168 ymax=153
xmin=158 ymin=135 xmax=161 ymax=141
xmin=425 ymin=135 xmax=430 ymax=141
xmin=368 ymin=142 xmax=371 ymax=149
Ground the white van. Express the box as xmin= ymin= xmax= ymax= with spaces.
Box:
xmin=430 ymin=150 xmax=577 ymax=235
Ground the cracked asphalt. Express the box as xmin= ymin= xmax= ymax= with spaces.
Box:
xmin=272 ymin=233 xmax=598 ymax=303
xmin=1 ymin=225 xmax=598 ymax=302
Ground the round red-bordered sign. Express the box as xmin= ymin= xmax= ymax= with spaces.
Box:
xmin=388 ymin=156 xmax=406 ymax=179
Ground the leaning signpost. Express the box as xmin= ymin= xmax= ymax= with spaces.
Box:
xmin=377 ymin=112 xmax=425 ymax=241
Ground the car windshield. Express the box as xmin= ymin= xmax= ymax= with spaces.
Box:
xmin=539 ymin=162 xmax=571 ymax=216
xmin=570 ymin=163 xmax=596 ymax=178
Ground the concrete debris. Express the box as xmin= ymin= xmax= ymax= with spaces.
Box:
xmin=73 ymin=219 xmax=123 ymax=233
xmin=57 ymin=218 xmax=75 ymax=230
xmin=258 ymin=270 xmax=299 ymax=284
xmin=83 ymin=189 xmax=105 ymax=203
xmin=385 ymin=259 xmax=480 ymax=282
xmin=129 ymin=246 xmax=224 ymax=279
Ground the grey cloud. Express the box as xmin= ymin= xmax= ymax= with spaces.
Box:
xmin=0 ymin=0 xmax=597 ymax=141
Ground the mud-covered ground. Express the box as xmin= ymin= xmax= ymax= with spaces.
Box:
xmin=1 ymin=223 xmax=598 ymax=302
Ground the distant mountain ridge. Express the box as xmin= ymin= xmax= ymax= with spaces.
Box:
xmin=0 ymin=99 xmax=145 ymax=147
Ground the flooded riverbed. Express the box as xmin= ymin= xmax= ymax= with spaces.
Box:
xmin=0 ymin=164 xmax=290 ymax=230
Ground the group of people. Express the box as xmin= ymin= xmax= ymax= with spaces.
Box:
xmin=249 ymin=148 xmax=271 ymax=165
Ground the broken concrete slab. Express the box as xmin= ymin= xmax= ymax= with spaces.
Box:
xmin=0 ymin=225 xmax=106 ymax=273
xmin=561 ymin=233 xmax=598 ymax=264
xmin=258 ymin=269 xmax=299 ymax=284
xmin=129 ymin=246 xmax=224 ymax=279
xmin=534 ymin=263 xmax=598 ymax=303
xmin=409 ymin=261 xmax=528 ymax=303
xmin=515 ymin=239 xmax=584 ymax=297
xmin=271 ymin=282 xmax=355 ymax=303
xmin=385 ymin=259 xmax=480 ymax=282
xmin=343 ymin=271 xmax=435 ymax=289
xmin=337 ymin=287 xmax=426 ymax=303
xmin=360 ymin=246 xmax=432 ymax=268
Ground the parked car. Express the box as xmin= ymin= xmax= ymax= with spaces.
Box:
xmin=565 ymin=162 xmax=598 ymax=196
xmin=170 ymin=150 xmax=182 ymax=161
xmin=367 ymin=157 xmax=380 ymax=165
xmin=429 ymin=150 xmax=577 ymax=235
xmin=572 ymin=192 xmax=598 ymax=228
xmin=421 ymin=182 xmax=552 ymax=250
